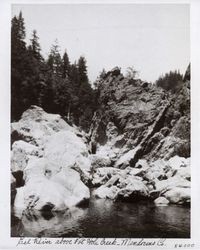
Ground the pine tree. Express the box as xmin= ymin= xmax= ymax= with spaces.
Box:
xmin=78 ymin=56 xmax=88 ymax=84
xmin=18 ymin=11 xmax=26 ymax=40
xmin=156 ymin=70 xmax=183 ymax=92
xmin=47 ymin=53 xmax=54 ymax=72
xmin=62 ymin=50 xmax=70 ymax=78
xmin=47 ymin=40 xmax=62 ymax=76
xmin=69 ymin=62 xmax=80 ymax=87
xmin=26 ymin=30 xmax=46 ymax=108
xmin=72 ymin=56 xmax=95 ymax=129
xmin=11 ymin=12 xmax=95 ymax=131
xmin=11 ymin=12 xmax=28 ymax=120
xmin=29 ymin=30 xmax=42 ymax=60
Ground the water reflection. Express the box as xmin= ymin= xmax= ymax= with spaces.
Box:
xmin=11 ymin=199 xmax=190 ymax=238
xmin=12 ymin=207 xmax=86 ymax=237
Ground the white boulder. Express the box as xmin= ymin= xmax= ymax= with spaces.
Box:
xmin=155 ymin=175 xmax=190 ymax=193
xmin=163 ymin=187 xmax=190 ymax=205
xmin=14 ymin=167 xmax=90 ymax=213
xmin=168 ymin=156 xmax=189 ymax=169
xmin=44 ymin=131 xmax=89 ymax=168
xmin=116 ymin=176 xmax=149 ymax=201
xmin=12 ymin=106 xmax=91 ymax=214
xmin=154 ymin=196 xmax=169 ymax=205
xmin=94 ymin=185 xmax=120 ymax=199
xmin=11 ymin=105 xmax=75 ymax=146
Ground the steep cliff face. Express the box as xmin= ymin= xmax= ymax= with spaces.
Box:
xmin=90 ymin=67 xmax=190 ymax=166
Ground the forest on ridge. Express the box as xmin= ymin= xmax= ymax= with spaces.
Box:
xmin=11 ymin=11 xmax=96 ymax=131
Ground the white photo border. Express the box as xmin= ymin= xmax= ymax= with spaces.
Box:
xmin=0 ymin=0 xmax=200 ymax=249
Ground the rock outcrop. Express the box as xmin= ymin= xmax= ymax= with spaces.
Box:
xmin=11 ymin=65 xmax=190 ymax=213
xmin=89 ymin=66 xmax=190 ymax=205
xmin=11 ymin=106 xmax=91 ymax=215
xmin=90 ymin=67 xmax=190 ymax=164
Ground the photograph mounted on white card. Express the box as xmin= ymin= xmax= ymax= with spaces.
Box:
xmin=10 ymin=2 xmax=191 ymax=240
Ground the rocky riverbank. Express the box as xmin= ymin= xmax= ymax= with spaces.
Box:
xmin=11 ymin=66 xmax=190 ymax=216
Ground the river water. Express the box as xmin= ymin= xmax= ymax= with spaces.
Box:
xmin=11 ymin=197 xmax=190 ymax=238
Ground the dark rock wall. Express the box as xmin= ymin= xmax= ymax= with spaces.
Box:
xmin=90 ymin=66 xmax=190 ymax=164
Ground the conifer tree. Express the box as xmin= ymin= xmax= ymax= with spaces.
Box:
xmin=47 ymin=40 xmax=62 ymax=76
xmin=62 ymin=50 xmax=70 ymax=78
xmin=11 ymin=12 xmax=27 ymax=120
xmin=156 ymin=70 xmax=183 ymax=92
xmin=78 ymin=56 xmax=88 ymax=84
xmin=69 ymin=62 xmax=80 ymax=88
xmin=29 ymin=30 xmax=42 ymax=60
xmin=11 ymin=12 xmax=95 ymax=131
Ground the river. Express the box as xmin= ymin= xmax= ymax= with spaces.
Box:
xmin=11 ymin=196 xmax=190 ymax=238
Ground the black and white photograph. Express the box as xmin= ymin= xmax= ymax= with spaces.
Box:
xmin=9 ymin=3 xmax=192 ymax=239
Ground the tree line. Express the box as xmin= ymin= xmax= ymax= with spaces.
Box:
xmin=11 ymin=12 xmax=187 ymax=131
xmin=155 ymin=70 xmax=184 ymax=92
xmin=11 ymin=11 xmax=96 ymax=131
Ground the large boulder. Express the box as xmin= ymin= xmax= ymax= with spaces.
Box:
xmin=12 ymin=106 xmax=91 ymax=214
xmin=11 ymin=105 xmax=76 ymax=146
xmin=14 ymin=167 xmax=90 ymax=213
xmin=14 ymin=178 xmax=70 ymax=212
xmin=43 ymin=131 xmax=89 ymax=168
xmin=14 ymin=157 xmax=90 ymax=214
xmin=116 ymin=176 xmax=149 ymax=201
xmin=94 ymin=185 xmax=120 ymax=199
xmin=154 ymin=196 xmax=169 ymax=205
xmin=155 ymin=175 xmax=190 ymax=193
xmin=168 ymin=155 xmax=190 ymax=169
xmin=163 ymin=187 xmax=190 ymax=205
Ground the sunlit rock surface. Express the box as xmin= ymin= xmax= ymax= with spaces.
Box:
xmin=11 ymin=106 xmax=90 ymax=215
xmin=154 ymin=197 xmax=169 ymax=205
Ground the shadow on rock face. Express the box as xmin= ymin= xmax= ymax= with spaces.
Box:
xmin=11 ymin=213 xmax=25 ymax=237
xmin=40 ymin=202 xmax=55 ymax=212
xmin=40 ymin=210 xmax=55 ymax=221
xmin=116 ymin=192 xmax=150 ymax=203
xmin=39 ymin=203 xmax=55 ymax=220
xmin=12 ymin=170 xmax=25 ymax=187
xmin=76 ymin=198 xmax=89 ymax=208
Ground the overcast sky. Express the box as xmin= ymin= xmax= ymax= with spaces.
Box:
xmin=12 ymin=4 xmax=190 ymax=83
